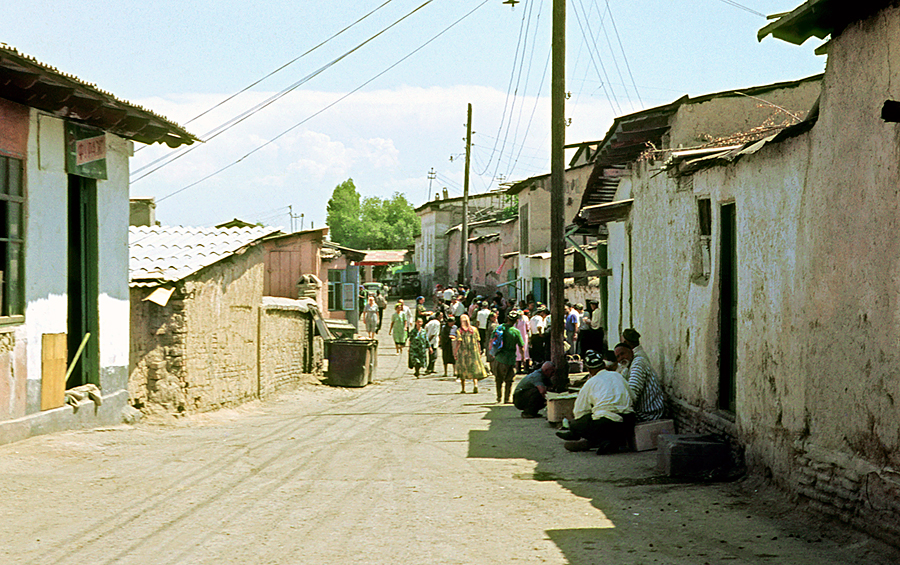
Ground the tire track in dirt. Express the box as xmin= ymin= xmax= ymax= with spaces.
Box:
xmin=25 ymin=385 xmax=399 ymax=565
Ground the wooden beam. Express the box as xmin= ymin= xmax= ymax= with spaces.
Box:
xmin=564 ymin=269 xmax=612 ymax=278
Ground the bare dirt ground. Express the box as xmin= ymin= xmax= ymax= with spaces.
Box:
xmin=1 ymin=321 xmax=898 ymax=564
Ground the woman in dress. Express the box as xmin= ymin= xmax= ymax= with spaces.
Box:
xmin=515 ymin=309 xmax=531 ymax=374
xmin=363 ymin=295 xmax=379 ymax=339
xmin=389 ymin=303 xmax=408 ymax=354
xmin=407 ymin=317 xmax=429 ymax=378
xmin=440 ymin=316 xmax=458 ymax=378
xmin=453 ymin=314 xmax=487 ymax=393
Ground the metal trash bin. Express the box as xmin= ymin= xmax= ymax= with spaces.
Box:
xmin=326 ymin=339 xmax=378 ymax=387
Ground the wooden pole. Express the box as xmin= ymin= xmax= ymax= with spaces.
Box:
xmin=549 ymin=0 xmax=566 ymax=372
xmin=461 ymin=103 xmax=472 ymax=285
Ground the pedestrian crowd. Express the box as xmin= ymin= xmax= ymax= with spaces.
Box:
xmin=369 ymin=281 xmax=666 ymax=456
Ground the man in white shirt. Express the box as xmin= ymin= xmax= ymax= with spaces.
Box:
xmin=450 ymin=296 xmax=465 ymax=322
xmin=476 ymin=302 xmax=491 ymax=352
xmin=556 ymin=350 xmax=635 ymax=454
xmin=424 ymin=312 xmax=442 ymax=374
xmin=443 ymin=286 xmax=455 ymax=302
xmin=529 ymin=306 xmax=547 ymax=364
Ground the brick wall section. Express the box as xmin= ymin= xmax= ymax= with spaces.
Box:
xmin=672 ymin=396 xmax=900 ymax=545
xmin=258 ymin=299 xmax=322 ymax=398
xmin=793 ymin=440 xmax=900 ymax=546
xmin=669 ymin=396 xmax=745 ymax=473
xmin=180 ymin=251 xmax=263 ymax=412
xmin=129 ymin=290 xmax=189 ymax=415
xmin=130 ymin=250 xmax=324 ymax=416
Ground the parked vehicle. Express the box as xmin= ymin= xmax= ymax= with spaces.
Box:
xmin=363 ymin=282 xmax=384 ymax=295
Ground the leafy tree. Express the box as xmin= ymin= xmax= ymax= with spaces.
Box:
xmin=325 ymin=179 xmax=362 ymax=247
xmin=325 ymin=180 xmax=420 ymax=250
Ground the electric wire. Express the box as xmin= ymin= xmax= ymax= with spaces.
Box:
xmin=156 ymin=0 xmax=490 ymax=203
xmin=604 ymin=0 xmax=642 ymax=106
xmin=570 ymin=0 xmax=622 ymax=115
xmin=493 ymin=0 xmax=540 ymax=181
xmin=716 ymin=0 xmax=766 ymax=17
xmin=132 ymin=0 xmax=435 ymax=182
xmin=506 ymin=44 xmax=550 ymax=178
xmin=475 ymin=3 xmax=530 ymax=176
xmin=183 ymin=0 xmax=395 ymax=127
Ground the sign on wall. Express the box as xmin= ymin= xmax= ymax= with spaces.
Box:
xmin=65 ymin=122 xmax=107 ymax=179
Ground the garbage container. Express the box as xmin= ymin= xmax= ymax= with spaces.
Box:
xmin=326 ymin=339 xmax=378 ymax=387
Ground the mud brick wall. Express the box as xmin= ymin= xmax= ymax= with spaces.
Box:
xmin=259 ymin=301 xmax=320 ymax=398
xmin=793 ymin=440 xmax=900 ymax=546
xmin=181 ymin=252 xmax=263 ymax=413
xmin=129 ymin=290 xmax=189 ymax=415
xmin=669 ymin=397 xmax=744 ymax=472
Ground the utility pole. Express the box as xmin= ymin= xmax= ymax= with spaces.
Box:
xmin=300 ymin=213 xmax=304 ymax=231
xmin=549 ymin=0 xmax=566 ymax=372
xmin=460 ymin=103 xmax=472 ymax=286
xmin=427 ymin=168 xmax=436 ymax=202
xmin=288 ymin=205 xmax=294 ymax=232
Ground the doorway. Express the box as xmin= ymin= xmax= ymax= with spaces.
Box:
xmin=67 ymin=175 xmax=100 ymax=388
xmin=718 ymin=203 xmax=737 ymax=412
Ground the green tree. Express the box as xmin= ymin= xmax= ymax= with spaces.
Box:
xmin=325 ymin=179 xmax=362 ymax=247
xmin=326 ymin=180 xmax=420 ymax=250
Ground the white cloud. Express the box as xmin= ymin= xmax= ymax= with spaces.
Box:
xmin=132 ymin=84 xmax=621 ymax=228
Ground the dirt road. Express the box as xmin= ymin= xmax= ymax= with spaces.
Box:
xmin=0 ymin=320 xmax=897 ymax=564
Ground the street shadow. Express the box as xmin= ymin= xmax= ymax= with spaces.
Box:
xmin=468 ymin=404 xmax=688 ymax=564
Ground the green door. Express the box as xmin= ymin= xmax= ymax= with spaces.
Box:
xmin=67 ymin=175 xmax=100 ymax=387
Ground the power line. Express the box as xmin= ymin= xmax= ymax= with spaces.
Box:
xmin=506 ymin=44 xmax=550 ymax=178
xmin=570 ymin=0 xmax=622 ymax=114
xmin=183 ymin=0 xmax=395 ymax=127
xmin=604 ymin=0 xmax=642 ymax=106
xmin=716 ymin=0 xmax=767 ymax=17
xmin=133 ymin=0 xmax=436 ymax=183
xmin=475 ymin=3 xmax=530 ymax=176
xmin=491 ymin=0 xmax=540 ymax=182
xmin=134 ymin=0 xmax=396 ymax=153
xmin=157 ymin=0 xmax=490 ymax=203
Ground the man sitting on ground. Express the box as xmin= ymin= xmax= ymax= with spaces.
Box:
xmin=512 ymin=362 xmax=555 ymax=418
xmin=556 ymin=350 xmax=635 ymax=454
xmin=615 ymin=329 xmax=665 ymax=422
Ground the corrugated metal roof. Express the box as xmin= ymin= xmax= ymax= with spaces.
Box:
xmin=129 ymin=225 xmax=280 ymax=286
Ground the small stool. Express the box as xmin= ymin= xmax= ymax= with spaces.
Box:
xmin=632 ymin=419 xmax=675 ymax=451
xmin=546 ymin=394 xmax=578 ymax=424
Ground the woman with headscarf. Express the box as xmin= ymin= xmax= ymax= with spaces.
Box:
xmin=389 ymin=303 xmax=408 ymax=354
xmin=453 ymin=314 xmax=487 ymax=393
xmin=363 ymin=295 xmax=379 ymax=339
xmin=515 ymin=309 xmax=531 ymax=374
xmin=408 ymin=317 xmax=429 ymax=378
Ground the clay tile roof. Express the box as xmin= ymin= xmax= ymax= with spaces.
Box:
xmin=129 ymin=225 xmax=281 ymax=286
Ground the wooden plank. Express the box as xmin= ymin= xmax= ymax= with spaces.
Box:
xmin=564 ymin=269 xmax=612 ymax=278
xmin=41 ymin=333 xmax=67 ymax=410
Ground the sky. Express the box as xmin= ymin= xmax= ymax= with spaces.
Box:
xmin=5 ymin=0 xmax=824 ymax=232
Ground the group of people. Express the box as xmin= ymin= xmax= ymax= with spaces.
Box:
xmin=513 ymin=328 xmax=665 ymax=455
xmin=367 ymin=286 xmax=666 ymax=448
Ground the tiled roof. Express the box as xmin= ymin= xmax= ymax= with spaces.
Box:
xmin=129 ymin=225 xmax=281 ymax=287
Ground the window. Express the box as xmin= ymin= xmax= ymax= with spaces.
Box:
xmin=0 ymin=156 xmax=24 ymax=318
xmin=692 ymin=197 xmax=712 ymax=284
xmin=327 ymin=270 xmax=343 ymax=311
